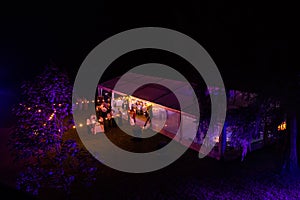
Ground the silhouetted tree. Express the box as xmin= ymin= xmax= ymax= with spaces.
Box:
xmin=280 ymin=73 xmax=299 ymax=174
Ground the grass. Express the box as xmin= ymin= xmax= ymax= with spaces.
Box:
xmin=39 ymin=124 xmax=300 ymax=199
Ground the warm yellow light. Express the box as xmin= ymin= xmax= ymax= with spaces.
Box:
xmin=79 ymin=123 xmax=83 ymax=127
xmin=82 ymin=101 xmax=84 ymax=103
xmin=27 ymin=107 xmax=31 ymax=110
xmin=76 ymin=102 xmax=78 ymax=105
xmin=72 ymin=125 xmax=76 ymax=129
xmin=58 ymin=104 xmax=62 ymax=107
xmin=278 ymin=121 xmax=287 ymax=131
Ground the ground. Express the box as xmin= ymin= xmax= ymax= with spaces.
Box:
xmin=1 ymin=126 xmax=300 ymax=200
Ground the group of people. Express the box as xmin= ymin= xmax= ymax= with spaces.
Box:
xmin=85 ymin=100 xmax=121 ymax=134
xmin=85 ymin=96 xmax=153 ymax=134
xmin=128 ymin=104 xmax=153 ymax=129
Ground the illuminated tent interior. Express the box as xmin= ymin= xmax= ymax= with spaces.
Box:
xmin=97 ymin=72 xmax=236 ymax=159
xmin=98 ymin=72 xmax=206 ymax=150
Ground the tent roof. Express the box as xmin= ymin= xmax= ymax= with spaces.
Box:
xmin=98 ymin=72 xmax=201 ymax=115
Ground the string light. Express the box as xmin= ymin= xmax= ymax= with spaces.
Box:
xmin=79 ymin=123 xmax=83 ymax=127
xmin=48 ymin=113 xmax=55 ymax=121
xmin=72 ymin=125 xmax=76 ymax=129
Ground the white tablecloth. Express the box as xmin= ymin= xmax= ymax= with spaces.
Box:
xmin=93 ymin=123 xmax=104 ymax=134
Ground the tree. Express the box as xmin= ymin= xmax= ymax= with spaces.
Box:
xmin=9 ymin=66 xmax=97 ymax=197
xmin=225 ymin=91 xmax=282 ymax=154
xmin=280 ymin=73 xmax=300 ymax=174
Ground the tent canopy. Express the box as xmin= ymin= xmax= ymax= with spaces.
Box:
xmin=98 ymin=72 xmax=200 ymax=115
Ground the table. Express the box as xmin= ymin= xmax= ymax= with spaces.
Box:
xmin=93 ymin=122 xmax=104 ymax=134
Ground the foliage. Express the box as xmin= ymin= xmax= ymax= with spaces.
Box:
xmin=225 ymin=92 xmax=283 ymax=149
xmin=9 ymin=66 xmax=97 ymax=196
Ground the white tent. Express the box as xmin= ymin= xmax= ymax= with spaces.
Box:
xmin=98 ymin=72 xmax=202 ymax=148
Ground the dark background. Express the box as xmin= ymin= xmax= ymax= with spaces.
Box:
xmin=0 ymin=1 xmax=293 ymax=127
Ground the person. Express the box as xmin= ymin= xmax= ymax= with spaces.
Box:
xmin=96 ymin=105 xmax=101 ymax=119
xmin=143 ymin=106 xmax=153 ymax=129
xmin=241 ymin=138 xmax=251 ymax=162
xmin=106 ymin=112 xmax=113 ymax=132
xmin=143 ymin=111 xmax=150 ymax=129
xmin=132 ymin=110 xmax=136 ymax=124
xmin=100 ymin=103 xmax=107 ymax=119
xmin=107 ymin=102 xmax=111 ymax=113
xmin=129 ymin=108 xmax=136 ymax=125
xmin=117 ymin=108 xmax=123 ymax=126
xmin=137 ymin=102 xmax=142 ymax=115
xmin=89 ymin=114 xmax=97 ymax=134
xmin=142 ymin=103 xmax=147 ymax=115
xmin=90 ymin=114 xmax=97 ymax=124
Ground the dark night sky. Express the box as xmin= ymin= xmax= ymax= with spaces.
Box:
xmin=0 ymin=2 xmax=293 ymax=127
